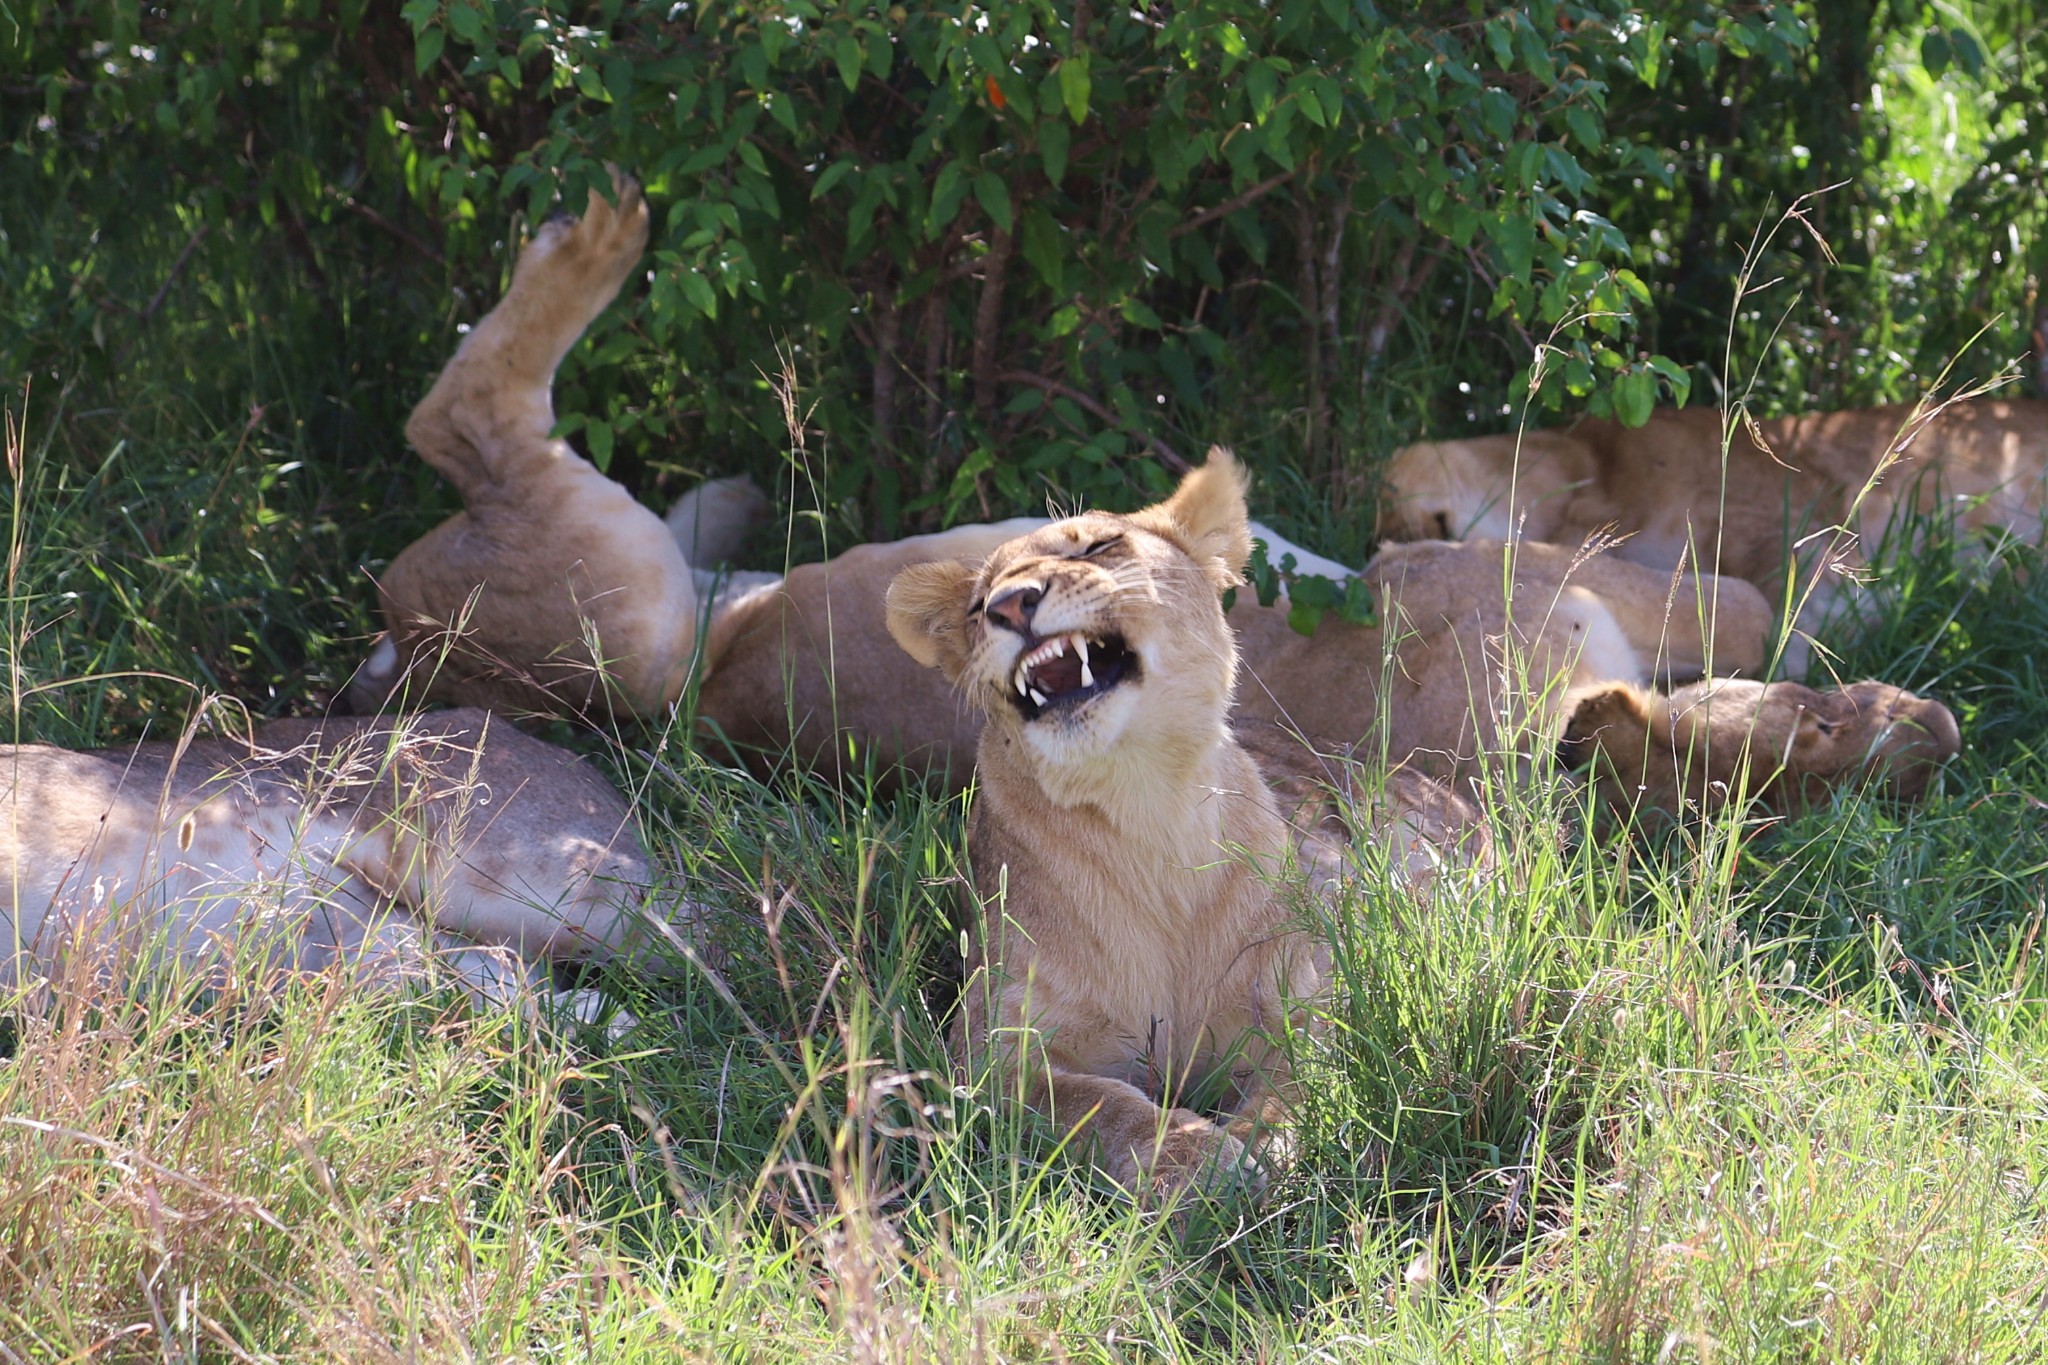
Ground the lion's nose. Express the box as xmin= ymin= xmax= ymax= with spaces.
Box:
xmin=985 ymin=584 xmax=1042 ymax=635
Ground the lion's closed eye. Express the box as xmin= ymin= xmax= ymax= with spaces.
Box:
xmin=1076 ymin=535 xmax=1125 ymax=560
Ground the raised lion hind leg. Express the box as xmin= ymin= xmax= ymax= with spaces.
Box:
xmin=405 ymin=170 xmax=650 ymax=498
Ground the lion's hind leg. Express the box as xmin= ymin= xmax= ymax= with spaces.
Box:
xmin=404 ymin=170 xmax=651 ymax=498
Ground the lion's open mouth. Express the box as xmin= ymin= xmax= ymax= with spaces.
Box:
xmin=1008 ymin=631 xmax=1137 ymax=720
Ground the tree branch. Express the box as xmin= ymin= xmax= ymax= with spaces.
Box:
xmin=972 ymin=227 xmax=1014 ymax=424
xmin=997 ymin=370 xmax=1191 ymax=473
xmin=332 ymin=192 xmax=445 ymax=264
xmin=1169 ymin=168 xmax=1300 ymax=240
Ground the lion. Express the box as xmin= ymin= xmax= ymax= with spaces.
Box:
xmin=1380 ymin=401 xmax=2048 ymax=665
xmin=1233 ymin=721 xmax=1493 ymax=895
xmin=883 ymin=448 xmax=1346 ymax=1201
xmin=353 ymin=171 xmax=1353 ymax=728
xmin=1556 ymin=676 xmax=1961 ymax=823
xmin=0 ymin=709 xmax=700 ymax=1018
xmin=357 ymin=171 xmax=1772 ymax=800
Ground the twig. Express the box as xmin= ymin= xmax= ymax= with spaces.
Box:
xmin=1464 ymin=245 xmax=1535 ymax=354
xmin=1169 ymin=168 xmax=1299 ymax=239
xmin=332 ymin=192 xmax=445 ymax=263
xmin=997 ymin=369 xmax=1191 ymax=472
xmin=972 ymin=227 xmax=1014 ymax=423
xmin=100 ymin=223 xmax=210 ymax=325
xmin=1361 ymin=238 xmax=1444 ymax=381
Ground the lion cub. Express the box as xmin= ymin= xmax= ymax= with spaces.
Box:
xmin=1559 ymin=677 xmax=1960 ymax=822
xmin=886 ymin=449 xmax=1313 ymax=1201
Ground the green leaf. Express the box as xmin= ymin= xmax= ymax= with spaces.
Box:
xmin=974 ymin=172 xmax=1013 ymax=234
xmin=1564 ymin=104 xmax=1602 ymax=153
xmin=835 ymin=34 xmax=863 ymax=92
xmin=446 ymin=3 xmax=483 ymax=47
xmin=1039 ymin=116 xmax=1070 ymax=185
xmin=1948 ymin=26 xmax=1982 ymax=77
xmin=1119 ymin=298 xmax=1164 ymax=328
xmin=927 ymin=160 xmax=971 ymax=235
xmin=585 ymin=417 xmax=614 ymax=471
xmin=1646 ymin=355 xmax=1693 ymax=407
xmin=1564 ymin=355 xmax=1596 ymax=396
xmin=811 ymin=158 xmax=856 ymax=200
xmin=1485 ymin=18 xmax=1514 ymax=71
xmin=1491 ymin=213 xmax=1534 ymax=280
xmin=1908 ymin=26 xmax=1941 ymax=73
xmin=1287 ymin=600 xmax=1325 ymax=637
xmin=1613 ymin=366 xmax=1657 ymax=427
xmin=1058 ymin=52 xmax=1091 ymax=124
xmin=1294 ymin=78 xmax=1326 ymax=128
xmin=1247 ymin=59 xmax=1279 ymax=122
xmin=1021 ymin=204 xmax=1064 ymax=292
xmin=1637 ymin=18 xmax=1665 ymax=86
xmin=1340 ymin=577 xmax=1377 ymax=626
xmin=680 ymin=270 xmax=718 ymax=318
xmin=413 ymin=24 xmax=445 ymax=74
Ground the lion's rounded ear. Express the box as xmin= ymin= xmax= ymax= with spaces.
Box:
xmin=1558 ymin=683 xmax=1651 ymax=770
xmin=1131 ymin=446 xmax=1253 ymax=590
xmin=886 ymin=560 xmax=981 ymax=678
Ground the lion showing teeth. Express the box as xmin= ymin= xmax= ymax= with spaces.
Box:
xmin=886 ymin=447 xmax=1311 ymax=1202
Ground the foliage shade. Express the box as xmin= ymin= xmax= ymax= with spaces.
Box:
xmin=11 ymin=0 xmax=2039 ymax=559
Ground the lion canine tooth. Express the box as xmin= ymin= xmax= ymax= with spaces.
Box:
xmin=1016 ymin=672 xmax=1029 ymax=696
xmin=1029 ymin=687 xmax=1049 ymax=706
xmin=1077 ymin=637 xmax=1094 ymax=689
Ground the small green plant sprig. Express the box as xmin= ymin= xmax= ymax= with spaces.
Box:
xmin=1224 ymin=539 xmax=1376 ymax=636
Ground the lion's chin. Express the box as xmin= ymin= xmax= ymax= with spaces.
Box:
xmin=1004 ymin=629 xmax=1140 ymax=723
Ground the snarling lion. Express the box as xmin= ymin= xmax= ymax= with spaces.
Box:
xmin=1557 ymin=676 xmax=1961 ymax=823
xmin=885 ymin=449 xmax=1347 ymax=1201
xmin=1 ymin=709 xmax=698 ymax=1017
xmin=1381 ymin=402 xmax=2048 ymax=666
xmin=359 ymin=171 xmax=1771 ymax=800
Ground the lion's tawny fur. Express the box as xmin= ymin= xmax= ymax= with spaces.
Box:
xmin=0 ymin=709 xmax=696 ymax=1012
xmin=886 ymin=450 xmax=1310 ymax=1200
xmin=1381 ymin=401 xmax=2048 ymax=662
xmin=1559 ymin=676 xmax=1961 ymax=822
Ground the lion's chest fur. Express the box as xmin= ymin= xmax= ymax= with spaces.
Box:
xmin=963 ymin=741 xmax=1308 ymax=1097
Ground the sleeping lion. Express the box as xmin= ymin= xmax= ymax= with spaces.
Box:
xmin=1558 ymin=676 xmax=1961 ymax=824
xmin=0 ymin=709 xmax=699 ymax=1017
xmin=357 ymin=171 xmax=1771 ymax=798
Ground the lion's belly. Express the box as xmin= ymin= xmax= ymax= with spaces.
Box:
xmin=0 ymin=755 xmax=401 ymax=988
